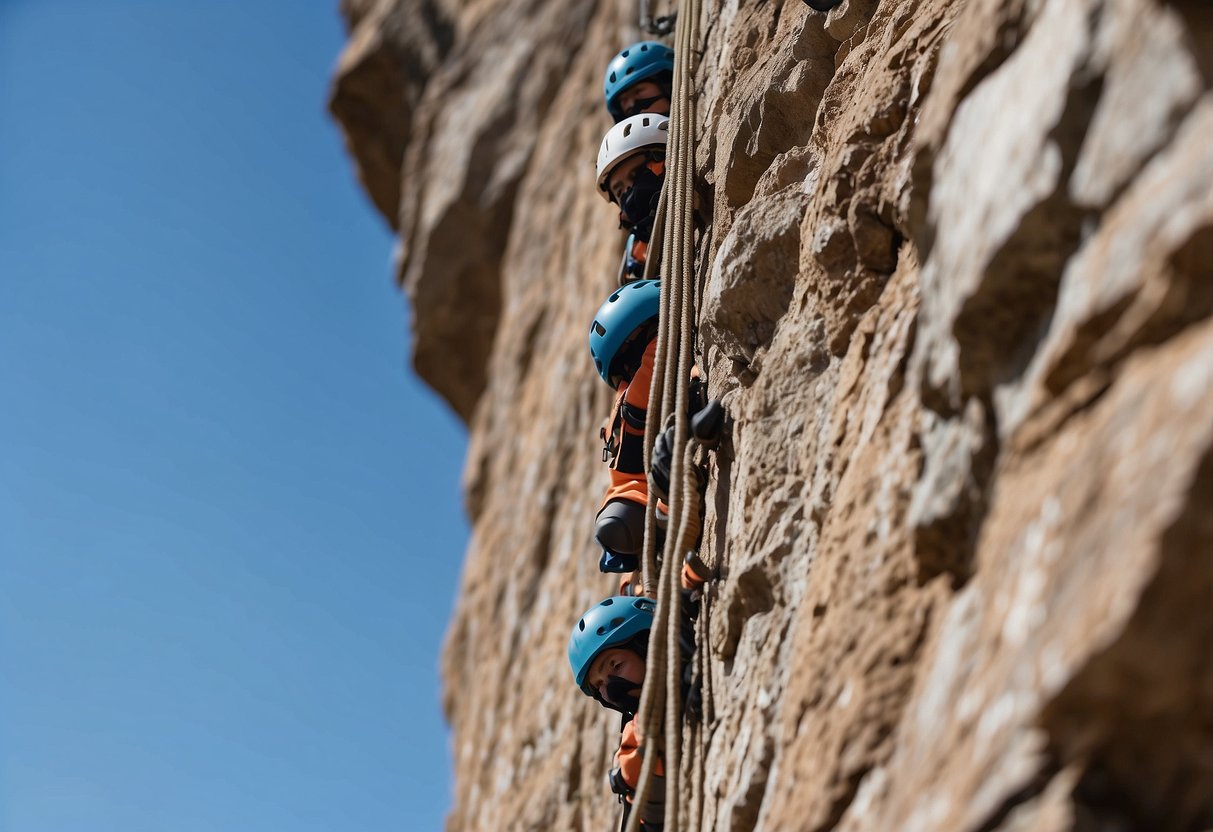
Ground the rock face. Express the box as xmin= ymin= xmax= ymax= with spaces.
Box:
xmin=330 ymin=0 xmax=1213 ymax=830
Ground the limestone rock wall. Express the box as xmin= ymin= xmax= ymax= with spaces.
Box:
xmin=330 ymin=1 xmax=1213 ymax=830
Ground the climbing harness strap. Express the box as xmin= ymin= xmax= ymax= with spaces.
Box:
xmin=603 ymin=392 xmax=650 ymax=460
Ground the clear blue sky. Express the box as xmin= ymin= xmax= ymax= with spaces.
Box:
xmin=0 ymin=3 xmax=469 ymax=830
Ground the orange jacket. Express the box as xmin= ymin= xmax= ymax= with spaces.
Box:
xmin=616 ymin=718 xmax=664 ymax=792
xmin=600 ymin=338 xmax=659 ymax=511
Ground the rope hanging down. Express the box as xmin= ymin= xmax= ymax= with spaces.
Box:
xmin=627 ymin=0 xmax=704 ymax=827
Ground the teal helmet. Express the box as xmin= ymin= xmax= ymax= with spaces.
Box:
xmin=568 ymin=595 xmax=655 ymax=696
xmin=588 ymin=279 xmax=661 ymax=386
xmin=604 ymin=41 xmax=675 ymax=121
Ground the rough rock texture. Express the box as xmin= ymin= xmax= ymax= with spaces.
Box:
xmin=330 ymin=0 xmax=1213 ymax=829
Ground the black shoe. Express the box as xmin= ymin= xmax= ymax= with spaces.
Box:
xmin=599 ymin=550 xmax=639 ymax=574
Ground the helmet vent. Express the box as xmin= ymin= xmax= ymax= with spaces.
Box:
xmin=593 ymin=322 xmax=606 ymax=336
xmin=596 ymin=626 xmax=607 ymax=635
xmin=578 ymin=620 xmax=585 ymax=631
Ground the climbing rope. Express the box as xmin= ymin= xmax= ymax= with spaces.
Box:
xmin=627 ymin=0 xmax=703 ymax=826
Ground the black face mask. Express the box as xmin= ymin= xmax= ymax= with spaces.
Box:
xmin=604 ymin=675 xmax=643 ymax=713
xmin=623 ymin=94 xmax=668 ymax=118
xmin=620 ymin=164 xmax=664 ymax=242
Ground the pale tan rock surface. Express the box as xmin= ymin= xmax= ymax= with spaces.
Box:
xmin=330 ymin=0 xmax=1213 ymax=829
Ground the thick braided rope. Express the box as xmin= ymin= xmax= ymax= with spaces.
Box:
xmin=663 ymin=32 xmax=697 ymax=822
xmin=627 ymin=0 xmax=700 ymax=826
xmin=628 ymin=187 xmax=679 ymax=830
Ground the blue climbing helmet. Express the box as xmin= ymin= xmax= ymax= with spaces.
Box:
xmin=568 ymin=595 xmax=656 ymax=696
xmin=588 ymin=279 xmax=661 ymax=386
xmin=604 ymin=41 xmax=675 ymax=121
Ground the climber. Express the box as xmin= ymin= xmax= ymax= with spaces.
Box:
xmin=569 ymin=596 xmax=662 ymax=828
xmin=568 ymin=595 xmax=696 ymax=831
xmin=596 ymin=113 xmax=669 ymax=281
xmin=589 ymin=280 xmax=724 ymax=595
xmin=569 ymin=596 xmax=655 ymax=715
xmin=603 ymin=41 xmax=674 ymax=123
xmin=590 ymin=280 xmax=662 ymax=576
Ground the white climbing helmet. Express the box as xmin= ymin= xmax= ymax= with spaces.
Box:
xmin=595 ymin=113 xmax=669 ymax=201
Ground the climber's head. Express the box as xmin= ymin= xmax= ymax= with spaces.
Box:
xmin=604 ymin=41 xmax=674 ymax=122
xmin=568 ymin=595 xmax=653 ymax=712
xmin=597 ymin=114 xmax=668 ymax=242
xmin=596 ymin=114 xmax=668 ymax=205
xmin=588 ymin=279 xmax=661 ymax=387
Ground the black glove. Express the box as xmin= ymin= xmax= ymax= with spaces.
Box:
xmin=649 ymin=417 xmax=676 ymax=503
xmin=678 ymin=592 xmax=703 ymax=721
xmin=649 ymin=398 xmax=723 ymax=503
xmin=692 ymin=398 xmax=724 ymax=447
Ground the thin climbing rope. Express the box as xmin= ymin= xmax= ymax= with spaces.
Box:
xmin=627 ymin=0 xmax=702 ymax=826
